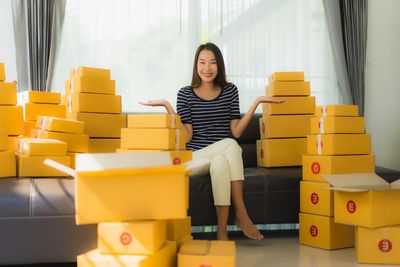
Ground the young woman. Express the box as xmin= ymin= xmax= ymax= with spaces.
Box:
xmin=141 ymin=42 xmax=283 ymax=240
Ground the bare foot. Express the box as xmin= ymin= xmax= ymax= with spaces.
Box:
xmin=235 ymin=217 xmax=264 ymax=240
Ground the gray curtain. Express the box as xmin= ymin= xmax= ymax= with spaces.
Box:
xmin=12 ymin=0 xmax=66 ymax=92
xmin=323 ymin=0 xmax=368 ymax=115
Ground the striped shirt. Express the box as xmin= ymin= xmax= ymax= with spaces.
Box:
xmin=177 ymin=83 xmax=241 ymax=151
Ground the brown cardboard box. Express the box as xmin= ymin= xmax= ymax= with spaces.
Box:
xmin=24 ymin=103 xmax=66 ymax=121
xmin=63 ymin=93 xmax=121 ymax=114
xmin=0 ymin=82 xmax=17 ymax=105
xmin=0 ymin=106 xmax=24 ymax=135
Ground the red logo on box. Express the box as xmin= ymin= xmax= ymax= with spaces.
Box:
xmin=311 ymin=193 xmax=319 ymax=204
xmin=311 ymin=162 xmax=321 ymax=174
xmin=310 ymin=225 xmax=318 ymax=237
xmin=378 ymin=239 xmax=393 ymax=252
xmin=199 ymin=265 xmax=212 ymax=267
xmin=347 ymin=200 xmax=356 ymax=213
xmin=173 ymin=157 xmax=181 ymax=165
xmin=260 ymin=149 xmax=264 ymax=159
xmin=120 ymin=232 xmax=132 ymax=245
xmin=262 ymin=122 xmax=265 ymax=133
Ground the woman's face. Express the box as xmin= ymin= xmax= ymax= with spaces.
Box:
xmin=197 ymin=49 xmax=218 ymax=83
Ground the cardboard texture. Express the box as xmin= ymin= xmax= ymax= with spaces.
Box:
xmin=8 ymin=136 xmax=19 ymax=152
xmin=0 ymin=63 xmax=5 ymax=81
xmin=67 ymin=112 xmax=126 ymax=138
xmin=0 ymin=129 xmax=7 ymax=151
xmin=65 ymin=76 xmax=116 ymax=95
xmin=121 ymin=128 xmax=186 ymax=150
xmin=17 ymin=154 xmax=70 ymax=177
xmin=315 ymin=105 xmax=359 ymax=117
xmin=88 ymin=138 xmax=120 ymax=153
xmin=0 ymin=82 xmax=17 ymax=105
xmin=17 ymin=138 xmax=67 ymax=156
xmin=36 ymin=116 xmax=85 ymax=134
xmin=24 ymin=103 xmax=66 ymax=121
xmin=307 ymin=134 xmax=371 ymax=155
xmin=299 ymin=212 xmax=355 ymax=250
xmin=310 ymin=116 xmax=365 ymax=134
xmin=98 ymin=220 xmax=166 ymax=255
xmin=0 ymin=151 xmax=16 ymax=177
xmin=324 ymin=173 xmax=400 ymax=228
xmin=70 ymin=66 xmax=111 ymax=79
xmin=302 ymin=154 xmax=375 ymax=182
xmin=63 ymin=93 xmax=121 ymax=114
xmin=23 ymin=121 xmax=36 ymax=137
xmin=262 ymin=96 xmax=315 ymax=115
xmin=166 ymin=217 xmax=191 ymax=241
xmin=300 ymin=181 xmax=333 ymax=217
xmin=256 ymin=138 xmax=307 ymax=167
xmin=127 ymin=114 xmax=182 ymax=129
xmin=267 ymin=81 xmax=310 ymax=96
xmin=116 ymin=149 xmax=193 ymax=165
xmin=0 ymin=106 xmax=24 ymax=135
xmin=18 ymin=91 xmax=61 ymax=105
xmin=35 ymin=129 xmax=89 ymax=153
xmin=271 ymin=72 xmax=304 ymax=81
xmin=259 ymin=115 xmax=313 ymax=139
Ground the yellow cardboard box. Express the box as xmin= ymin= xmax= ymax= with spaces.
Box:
xmin=315 ymin=105 xmax=359 ymax=117
xmin=0 ymin=82 xmax=17 ymax=105
xmin=35 ymin=129 xmax=89 ymax=153
xmin=65 ymin=76 xmax=115 ymax=95
xmin=70 ymin=66 xmax=111 ymax=79
xmin=116 ymin=149 xmax=192 ymax=165
xmin=0 ymin=63 xmax=5 ymax=81
xmin=271 ymin=72 xmax=304 ymax=82
xmin=356 ymin=226 xmax=400 ymax=264
xmin=24 ymin=103 xmax=66 ymax=121
xmin=299 ymin=212 xmax=354 ymax=250
xmin=78 ymin=242 xmax=176 ymax=267
xmin=267 ymin=81 xmax=310 ymax=96
xmin=63 ymin=93 xmax=121 ymax=114
xmin=0 ymin=151 xmax=16 ymax=177
xmin=262 ymin=96 xmax=315 ymax=115
xmin=67 ymin=112 xmax=126 ymax=138
xmin=166 ymin=216 xmax=191 ymax=241
xmin=36 ymin=116 xmax=84 ymax=134
xmin=307 ymin=134 xmax=371 ymax=155
xmin=23 ymin=121 xmax=36 ymax=137
xmin=17 ymin=138 xmax=67 ymax=156
xmin=302 ymin=154 xmax=375 ymax=182
xmin=256 ymin=138 xmax=307 ymax=167
xmin=8 ymin=136 xmax=19 ymax=152
xmin=178 ymin=240 xmax=236 ymax=267
xmin=67 ymin=152 xmax=77 ymax=169
xmin=98 ymin=220 xmax=166 ymax=255
xmin=18 ymin=90 xmax=61 ymax=105
xmin=127 ymin=114 xmax=182 ymax=129
xmin=310 ymin=116 xmax=365 ymax=134
xmin=121 ymin=128 xmax=186 ymax=150
xmin=259 ymin=115 xmax=313 ymax=139
xmin=17 ymin=154 xmax=70 ymax=177
xmin=300 ymin=181 xmax=333 ymax=216
xmin=0 ymin=106 xmax=24 ymax=135
xmin=0 ymin=129 xmax=7 ymax=151
xmin=88 ymin=138 xmax=120 ymax=153
xmin=324 ymin=173 xmax=400 ymax=228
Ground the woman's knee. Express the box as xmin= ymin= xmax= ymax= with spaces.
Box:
xmin=221 ymin=138 xmax=242 ymax=154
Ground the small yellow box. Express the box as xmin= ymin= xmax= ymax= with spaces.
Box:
xmin=177 ymin=235 xmax=194 ymax=251
xmin=67 ymin=112 xmax=126 ymax=138
xmin=116 ymin=149 xmax=192 ymax=165
xmin=63 ymin=93 xmax=121 ymax=114
xmin=315 ymin=105 xmax=359 ymax=117
xmin=17 ymin=154 xmax=70 ymax=177
xmin=302 ymin=154 xmax=375 ymax=182
xmin=299 ymin=212 xmax=354 ymax=250
xmin=310 ymin=116 xmax=365 ymax=134
xmin=17 ymin=138 xmax=67 ymax=156
xmin=267 ymin=81 xmax=310 ymax=96
xmin=300 ymin=181 xmax=333 ymax=216
xmin=127 ymin=114 xmax=182 ymax=129
xmin=23 ymin=121 xmax=36 ymax=137
xmin=98 ymin=220 xmax=166 ymax=255
xmin=35 ymin=129 xmax=89 ymax=153
xmin=271 ymin=71 xmax=304 ymax=81
xmin=262 ymin=96 xmax=315 ymax=115
xmin=8 ymin=136 xmax=19 ymax=152
xmin=166 ymin=216 xmax=191 ymax=241
xmin=178 ymin=240 xmax=236 ymax=267
xmin=67 ymin=152 xmax=77 ymax=169
xmin=121 ymin=128 xmax=186 ymax=150
xmin=88 ymin=138 xmax=120 ymax=153
xmin=65 ymin=76 xmax=115 ymax=95
xmin=36 ymin=116 xmax=84 ymax=134
xmin=256 ymin=138 xmax=307 ymax=167
xmin=0 ymin=151 xmax=16 ymax=177
xmin=0 ymin=82 xmax=17 ymax=105
xmin=324 ymin=173 xmax=400 ymax=228
xmin=78 ymin=242 xmax=177 ymax=267
xmin=0 ymin=129 xmax=8 ymax=151
xmin=259 ymin=115 xmax=313 ymax=139
xmin=70 ymin=66 xmax=111 ymax=79
xmin=25 ymin=103 xmax=66 ymax=121
xmin=0 ymin=106 xmax=24 ymax=135
xmin=307 ymin=134 xmax=371 ymax=155
xmin=18 ymin=90 xmax=61 ymax=104
xmin=356 ymin=226 xmax=400 ymax=264
xmin=0 ymin=63 xmax=5 ymax=81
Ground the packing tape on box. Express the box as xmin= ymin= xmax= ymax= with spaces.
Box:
xmin=175 ymin=129 xmax=180 ymax=150
xmin=68 ymin=95 xmax=72 ymax=113
xmin=18 ymin=140 xmax=23 ymax=154
xmin=71 ymin=77 xmax=75 ymax=93
xmin=322 ymin=106 xmax=327 ymax=117
xmin=319 ymin=117 xmax=325 ymax=134
xmin=317 ymin=134 xmax=322 ymax=155
xmin=171 ymin=114 xmax=176 ymax=129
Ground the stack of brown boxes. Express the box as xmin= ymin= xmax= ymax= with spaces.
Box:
xmin=299 ymin=104 xmax=374 ymax=250
xmin=0 ymin=129 xmax=15 ymax=177
xmin=257 ymin=72 xmax=315 ymax=167
xmin=65 ymin=67 xmax=126 ymax=154
xmin=0 ymin=62 xmax=24 ymax=153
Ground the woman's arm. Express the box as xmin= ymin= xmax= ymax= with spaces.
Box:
xmin=230 ymin=96 xmax=284 ymax=138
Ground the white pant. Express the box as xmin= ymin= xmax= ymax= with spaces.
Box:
xmin=192 ymin=138 xmax=244 ymax=206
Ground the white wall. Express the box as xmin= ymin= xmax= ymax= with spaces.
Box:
xmin=365 ymin=0 xmax=400 ymax=171
xmin=0 ymin=0 xmax=17 ymax=81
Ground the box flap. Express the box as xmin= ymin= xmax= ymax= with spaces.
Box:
xmin=323 ymin=173 xmax=390 ymax=192
xmin=390 ymin=178 xmax=400 ymax=189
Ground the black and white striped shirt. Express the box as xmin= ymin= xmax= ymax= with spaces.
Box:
xmin=177 ymin=83 xmax=241 ymax=151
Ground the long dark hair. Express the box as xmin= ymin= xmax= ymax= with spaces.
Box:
xmin=190 ymin=42 xmax=228 ymax=88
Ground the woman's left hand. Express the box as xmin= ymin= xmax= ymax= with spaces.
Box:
xmin=256 ymin=96 xmax=285 ymax=104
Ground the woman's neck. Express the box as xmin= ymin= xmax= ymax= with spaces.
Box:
xmin=198 ymin=81 xmax=217 ymax=91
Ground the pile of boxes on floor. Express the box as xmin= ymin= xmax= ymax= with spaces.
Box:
xmin=257 ymin=71 xmax=315 ymax=167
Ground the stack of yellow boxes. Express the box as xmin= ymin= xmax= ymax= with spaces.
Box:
xmin=64 ymin=66 xmax=126 ymax=154
xmin=0 ymin=129 xmax=16 ymax=177
xmin=299 ymin=104 xmax=374 ymax=250
xmin=257 ymin=71 xmax=315 ymax=167
xmin=0 ymin=62 xmax=24 ymax=152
